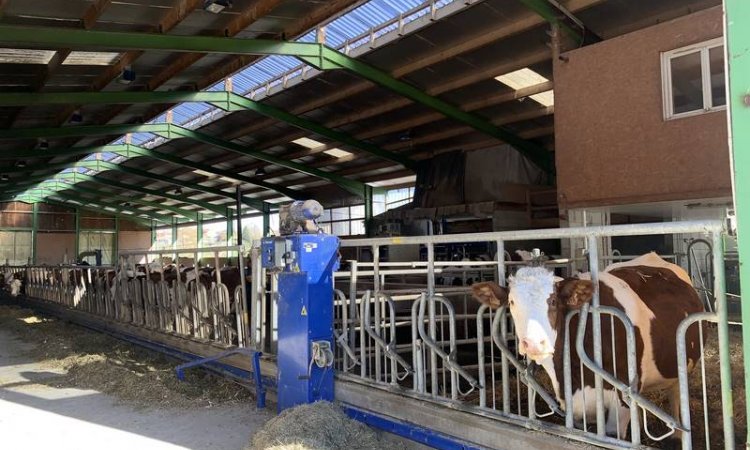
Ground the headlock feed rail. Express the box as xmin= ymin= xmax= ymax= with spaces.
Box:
xmin=1 ymin=220 xmax=739 ymax=449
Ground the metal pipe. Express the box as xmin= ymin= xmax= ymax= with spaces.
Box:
xmin=586 ymin=235 xmax=606 ymax=437
xmin=712 ymin=231 xmax=735 ymax=449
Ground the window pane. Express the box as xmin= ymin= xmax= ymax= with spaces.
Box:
xmin=709 ymin=46 xmax=726 ymax=107
xmin=320 ymin=210 xmax=331 ymax=222
xmin=241 ymin=216 xmax=264 ymax=242
xmin=332 ymin=221 xmax=349 ymax=236
xmin=670 ymin=51 xmax=704 ymax=115
xmin=331 ymin=207 xmax=349 ymax=221
xmin=350 ymin=205 xmax=365 ymax=219
xmin=350 ymin=220 xmax=366 ymax=236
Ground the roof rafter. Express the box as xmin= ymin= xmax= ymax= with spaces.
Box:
xmin=7 ymin=190 xmax=173 ymax=225
xmin=0 ymin=123 xmax=370 ymax=196
xmin=0 ymin=24 xmax=554 ymax=174
xmin=0 ymin=143 xmax=300 ymax=201
xmin=8 ymin=168 xmax=228 ymax=217
xmin=8 ymin=180 xmax=199 ymax=221
xmin=0 ymin=91 xmax=415 ymax=168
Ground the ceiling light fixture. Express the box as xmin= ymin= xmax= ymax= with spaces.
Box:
xmin=0 ymin=174 xmax=9 ymax=182
xmin=70 ymin=109 xmax=83 ymax=124
xmin=37 ymin=138 xmax=49 ymax=150
xmin=204 ymin=0 xmax=231 ymax=14
xmin=255 ymin=167 xmax=267 ymax=176
xmin=174 ymin=187 xmax=183 ymax=195
xmin=15 ymin=160 xmax=26 ymax=168
xmin=117 ymin=65 xmax=136 ymax=85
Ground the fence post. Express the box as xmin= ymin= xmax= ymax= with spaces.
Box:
xmin=724 ymin=1 xmax=750 ymax=446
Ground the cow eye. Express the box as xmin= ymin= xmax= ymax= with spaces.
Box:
xmin=509 ymin=299 xmax=515 ymax=307
xmin=547 ymin=296 xmax=557 ymax=307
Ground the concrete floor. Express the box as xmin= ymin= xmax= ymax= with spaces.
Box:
xmin=0 ymin=328 xmax=273 ymax=450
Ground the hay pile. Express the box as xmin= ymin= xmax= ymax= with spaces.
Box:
xmin=249 ymin=402 xmax=381 ymax=450
xmin=0 ymin=304 xmax=251 ymax=409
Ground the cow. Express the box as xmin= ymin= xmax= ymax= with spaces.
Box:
xmin=1 ymin=269 xmax=25 ymax=297
xmin=471 ymin=252 xmax=703 ymax=438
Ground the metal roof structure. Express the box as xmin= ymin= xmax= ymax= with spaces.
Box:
xmin=0 ymin=0 xmax=720 ymax=224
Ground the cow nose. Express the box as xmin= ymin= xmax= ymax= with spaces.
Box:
xmin=520 ymin=338 xmax=547 ymax=356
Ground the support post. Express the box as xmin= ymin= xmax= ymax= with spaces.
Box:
xmin=196 ymin=213 xmax=203 ymax=247
xmin=364 ymin=185 xmax=374 ymax=237
xmin=171 ymin=217 xmax=177 ymax=250
xmin=74 ymin=208 xmax=80 ymax=262
xmin=151 ymin=220 xmax=156 ymax=248
xmin=226 ymin=208 xmax=234 ymax=246
xmin=31 ymin=203 xmax=38 ymax=264
xmin=724 ymin=0 xmax=750 ymax=445
xmin=114 ymin=216 xmax=119 ymax=263
xmin=236 ymin=186 xmax=243 ymax=247
xmin=263 ymin=209 xmax=270 ymax=238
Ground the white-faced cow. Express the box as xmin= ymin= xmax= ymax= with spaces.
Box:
xmin=471 ymin=252 xmax=703 ymax=437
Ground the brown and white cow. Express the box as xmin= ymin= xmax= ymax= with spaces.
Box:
xmin=471 ymin=252 xmax=703 ymax=437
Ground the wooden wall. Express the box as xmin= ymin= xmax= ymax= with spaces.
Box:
xmin=554 ymin=6 xmax=730 ymax=209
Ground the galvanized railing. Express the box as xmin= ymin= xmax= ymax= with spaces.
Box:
xmin=316 ymin=220 xmax=736 ymax=449
xmin=13 ymin=246 xmax=251 ymax=349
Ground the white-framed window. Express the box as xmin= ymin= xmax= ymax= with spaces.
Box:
xmin=661 ymin=37 xmax=726 ymax=120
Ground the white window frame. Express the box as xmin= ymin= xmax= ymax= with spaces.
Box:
xmin=661 ymin=37 xmax=725 ymax=120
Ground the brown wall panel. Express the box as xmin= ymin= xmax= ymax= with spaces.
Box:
xmin=36 ymin=232 xmax=76 ymax=264
xmin=554 ymin=7 xmax=730 ymax=208
xmin=119 ymin=231 xmax=151 ymax=252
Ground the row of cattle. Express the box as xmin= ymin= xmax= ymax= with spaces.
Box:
xmin=2 ymin=263 xmax=249 ymax=304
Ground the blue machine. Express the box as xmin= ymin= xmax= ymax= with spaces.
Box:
xmin=260 ymin=233 xmax=340 ymax=412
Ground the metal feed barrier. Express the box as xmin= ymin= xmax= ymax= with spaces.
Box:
xmin=11 ymin=245 xmax=250 ymax=349
xmin=2 ymin=221 xmax=737 ymax=449
xmin=281 ymin=220 xmax=733 ymax=450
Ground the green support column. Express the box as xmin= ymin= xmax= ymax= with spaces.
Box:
xmin=31 ymin=203 xmax=38 ymax=264
xmin=171 ymin=218 xmax=177 ymax=250
xmin=363 ymin=185 xmax=374 ymax=237
xmin=151 ymin=220 xmax=156 ymax=248
xmin=226 ymin=209 xmax=234 ymax=247
xmin=114 ymin=216 xmax=119 ymax=262
xmin=263 ymin=212 xmax=270 ymax=238
xmin=74 ymin=208 xmax=80 ymax=263
xmin=197 ymin=213 xmax=203 ymax=247
xmin=725 ymin=0 xmax=750 ymax=445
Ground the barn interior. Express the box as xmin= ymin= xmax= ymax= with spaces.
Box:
xmin=0 ymin=0 xmax=747 ymax=449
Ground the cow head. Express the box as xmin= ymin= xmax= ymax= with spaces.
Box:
xmin=9 ymin=278 xmax=22 ymax=297
xmin=471 ymin=267 xmax=593 ymax=362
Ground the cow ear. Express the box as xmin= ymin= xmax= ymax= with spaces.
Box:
xmin=556 ymin=278 xmax=594 ymax=308
xmin=471 ymin=282 xmax=508 ymax=310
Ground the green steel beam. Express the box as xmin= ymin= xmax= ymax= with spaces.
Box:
xmin=0 ymin=25 xmax=333 ymax=68
xmin=726 ymin=0 xmax=750 ymax=444
xmin=7 ymin=191 xmax=171 ymax=225
xmin=14 ymin=180 xmax=198 ymax=221
xmin=228 ymin=94 xmax=414 ymax=168
xmin=55 ymin=171 xmax=228 ymax=217
xmin=167 ymin=126 xmax=366 ymax=195
xmin=0 ymin=25 xmax=554 ymax=175
xmin=516 ymin=0 xmax=583 ymax=44
xmin=0 ymin=123 xmax=172 ymax=140
xmin=0 ymin=123 xmax=368 ymax=195
xmin=91 ymin=160 xmax=270 ymax=212
xmin=0 ymin=143 xmax=299 ymax=201
xmin=0 ymin=91 xmax=415 ymax=169
xmin=0 ymin=91 xmax=239 ymax=111
xmin=314 ymin=49 xmax=555 ymax=175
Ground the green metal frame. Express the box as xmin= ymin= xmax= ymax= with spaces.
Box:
xmin=0 ymin=91 xmax=414 ymax=169
xmin=0 ymin=25 xmax=554 ymax=175
xmin=9 ymin=180 xmax=199 ymax=221
xmin=725 ymin=0 xmax=750 ymax=444
xmin=10 ymin=194 xmax=164 ymax=226
xmin=7 ymin=167 xmax=227 ymax=217
xmin=0 ymin=143 xmax=300 ymax=200
xmin=31 ymin=203 xmax=38 ymax=264
xmin=0 ymin=123 xmax=369 ymax=196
